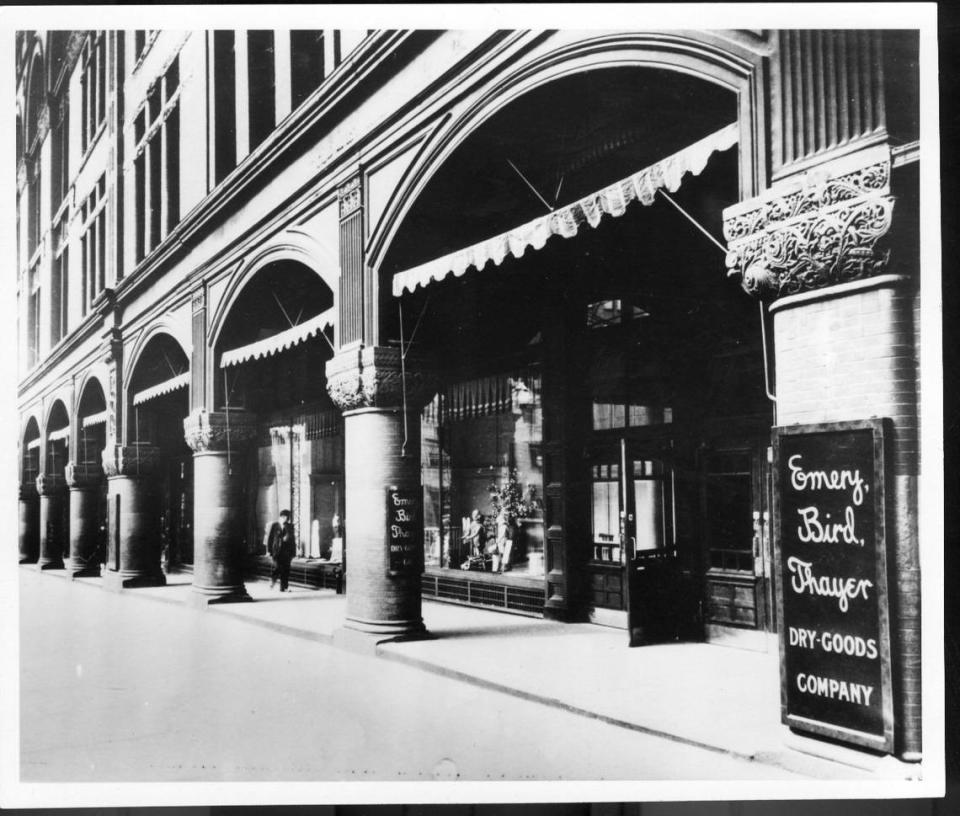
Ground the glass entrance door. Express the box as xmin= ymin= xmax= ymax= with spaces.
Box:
xmin=620 ymin=439 xmax=683 ymax=646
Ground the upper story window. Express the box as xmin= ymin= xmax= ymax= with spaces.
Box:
xmin=81 ymin=31 xmax=107 ymax=154
xmin=26 ymin=158 xmax=41 ymax=260
xmin=247 ymin=31 xmax=276 ymax=150
xmin=133 ymin=56 xmax=181 ymax=263
xmin=26 ymin=261 xmax=41 ymax=369
xmin=81 ymin=175 xmax=107 ymax=316
xmin=290 ymin=30 xmax=325 ymax=108
xmin=50 ymin=98 xmax=69 ymax=210
xmin=50 ymin=215 xmax=69 ymax=346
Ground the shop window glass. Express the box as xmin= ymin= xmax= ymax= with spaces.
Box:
xmin=704 ymin=451 xmax=753 ymax=572
xmin=421 ymin=369 xmax=544 ymax=576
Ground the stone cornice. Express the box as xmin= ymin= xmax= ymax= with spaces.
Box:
xmin=326 ymin=345 xmax=436 ymax=412
xmin=723 ymin=144 xmax=895 ymax=299
xmin=183 ymin=409 xmax=257 ymax=453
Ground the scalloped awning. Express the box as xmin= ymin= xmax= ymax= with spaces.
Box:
xmin=132 ymin=372 xmax=190 ymax=407
xmin=219 ymin=308 xmax=335 ymax=369
xmin=81 ymin=410 xmax=109 ymax=429
xmin=392 ymin=122 xmax=739 ymax=297
xmin=48 ymin=426 xmax=70 ymax=442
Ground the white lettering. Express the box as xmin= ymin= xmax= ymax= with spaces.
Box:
xmin=795 ymin=505 xmax=863 ymax=546
xmin=788 ymin=454 xmax=867 ymax=506
xmin=795 ymin=673 xmax=874 ymax=706
xmin=787 ymin=556 xmax=874 ymax=613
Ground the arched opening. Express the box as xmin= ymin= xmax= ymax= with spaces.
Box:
xmin=45 ymin=400 xmax=71 ymax=562
xmin=22 ymin=416 xmax=41 ymax=487
xmin=213 ymin=259 xmax=344 ymax=581
xmin=382 ymin=64 xmax=773 ymax=641
xmin=77 ymin=378 xmax=109 ymax=567
xmin=127 ymin=333 xmax=192 ymax=569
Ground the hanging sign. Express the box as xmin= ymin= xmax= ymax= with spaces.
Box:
xmin=386 ymin=485 xmax=421 ymax=575
xmin=773 ymin=419 xmax=894 ymax=753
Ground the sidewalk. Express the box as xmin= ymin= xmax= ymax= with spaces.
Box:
xmin=46 ymin=567 xmax=912 ymax=780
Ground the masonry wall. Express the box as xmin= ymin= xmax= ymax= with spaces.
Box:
xmin=772 ymin=275 xmax=922 ymax=759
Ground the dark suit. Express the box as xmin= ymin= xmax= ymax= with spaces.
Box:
xmin=268 ymin=520 xmax=295 ymax=590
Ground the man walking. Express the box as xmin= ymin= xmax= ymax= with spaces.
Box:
xmin=268 ymin=509 xmax=296 ymax=592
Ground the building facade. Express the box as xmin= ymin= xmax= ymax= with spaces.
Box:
xmin=16 ymin=29 xmax=923 ymax=761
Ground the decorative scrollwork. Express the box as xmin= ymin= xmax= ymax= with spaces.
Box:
xmin=183 ymin=409 xmax=257 ymax=453
xmin=326 ymin=346 xmax=436 ymax=412
xmin=723 ymin=147 xmax=895 ymax=298
xmin=101 ymin=444 xmax=163 ymax=477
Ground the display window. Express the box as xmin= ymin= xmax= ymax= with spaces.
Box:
xmin=421 ymin=368 xmax=544 ymax=577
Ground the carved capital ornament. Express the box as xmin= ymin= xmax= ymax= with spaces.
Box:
xmin=326 ymin=346 xmax=436 ymax=413
xmin=183 ymin=409 xmax=257 ymax=453
xmin=723 ymin=146 xmax=895 ymax=299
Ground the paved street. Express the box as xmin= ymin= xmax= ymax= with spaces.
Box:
xmin=18 ymin=568 xmax=801 ymax=783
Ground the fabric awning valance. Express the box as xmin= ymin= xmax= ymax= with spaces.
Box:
xmin=26 ymin=438 xmax=41 ymax=450
xmin=219 ymin=308 xmax=335 ymax=368
xmin=392 ymin=122 xmax=739 ymax=296
xmin=132 ymin=372 xmax=190 ymax=407
xmin=81 ymin=410 xmax=109 ymax=429
xmin=48 ymin=426 xmax=70 ymax=442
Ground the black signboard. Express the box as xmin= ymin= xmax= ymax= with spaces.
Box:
xmin=773 ymin=419 xmax=894 ymax=753
xmin=386 ymin=485 xmax=421 ymax=575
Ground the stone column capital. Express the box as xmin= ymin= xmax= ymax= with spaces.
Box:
xmin=102 ymin=444 xmax=162 ymax=477
xmin=36 ymin=473 xmax=65 ymax=496
xmin=326 ymin=345 xmax=437 ymax=413
xmin=723 ymin=145 xmax=895 ymax=299
xmin=183 ymin=409 xmax=258 ymax=453
xmin=65 ymin=461 xmax=104 ymax=488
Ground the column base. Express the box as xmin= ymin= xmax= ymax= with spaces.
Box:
xmin=102 ymin=569 xmax=167 ymax=592
xmin=187 ymin=584 xmax=253 ymax=608
xmin=67 ymin=559 xmax=101 ymax=579
xmin=37 ymin=558 xmax=64 ymax=571
xmin=333 ymin=617 xmax=432 ymax=654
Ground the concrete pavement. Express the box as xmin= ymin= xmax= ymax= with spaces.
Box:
xmin=17 ymin=566 xmax=913 ymax=783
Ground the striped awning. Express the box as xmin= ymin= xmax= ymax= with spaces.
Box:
xmin=132 ymin=372 xmax=190 ymax=406
xmin=81 ymin=410 xmax=109 ymax=429
xmin=48 ymin=426 xmax=70 ymax=442
xmin=220 ymin=308 xmax=335 ymax=368
xmin=392 ymin=123 xmax=739 ymax=296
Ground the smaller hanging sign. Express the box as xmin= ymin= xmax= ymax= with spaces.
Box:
xmin=386 ymin=484 xmax=421 ymax=575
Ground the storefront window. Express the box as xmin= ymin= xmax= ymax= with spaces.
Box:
xmin=421 ymin=368 xmax=544 ymax=577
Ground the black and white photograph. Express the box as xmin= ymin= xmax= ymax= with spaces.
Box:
xmin=0 ymin=4 xmax=944 ymax=808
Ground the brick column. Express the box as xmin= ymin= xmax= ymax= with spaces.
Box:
xmin=36 ymin=474 xmax=66 ymax=570
xmin=65 ymin=462 xmax=103 ymax=578
xmin=724 ymin=144 xmax=921 ymax=761
xmin=101 ymin=444 xmax=166 ymax=589
xmin=19 ymin=483 xmax=40 ymax=564
xmin=326 ymin=346 xmax=435 ymax=646
xmin=183 ymin=409 xmax=257 ymax=606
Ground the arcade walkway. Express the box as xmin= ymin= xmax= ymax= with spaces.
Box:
xmin=17 ymin=567 xmax=915 ymax=786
